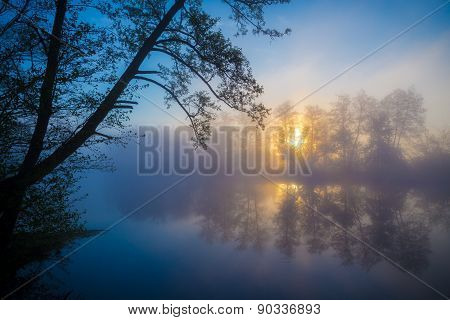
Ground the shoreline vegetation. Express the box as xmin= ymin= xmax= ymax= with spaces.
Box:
xmin=1 ymin=230 xmax=100 ymax=298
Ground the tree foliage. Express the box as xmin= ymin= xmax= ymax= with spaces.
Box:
xmin=0 ymin=0 xmax=291 ymax=241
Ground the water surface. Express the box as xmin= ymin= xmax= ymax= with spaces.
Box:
xmin=8 ymin=147 xmax=450 ymax=299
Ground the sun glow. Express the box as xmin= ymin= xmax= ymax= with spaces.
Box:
xmin=288 ymin=126 xmax=303 ymax=148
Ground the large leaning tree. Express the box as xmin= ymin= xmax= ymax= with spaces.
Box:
xmin=0 ymin=0 xmax=291 ymax=247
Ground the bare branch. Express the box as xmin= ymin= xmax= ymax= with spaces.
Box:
xmin=134 ymin=76 xmax=192 ymax=117
xmin=135 ymin=70 xmax=161 ymax=75
xmin=113 ymin=105 xmax=134 ymax=109
xmin=0 ymin=0 xmax=31 ymax=37
xmin=30 ymin=25 xmax=49 ymax=55
xmin=94 ymin=131 xmax=115 ymax=139
xmin=151 ymin=47 xmax=236 ymax=110
xmin=116 ymin=100 xmax=138 ymax=105
xmin=133 ymin=75 xmax=201 ymax=141
xmin=165 ymin=28 xmax=198 ymax=43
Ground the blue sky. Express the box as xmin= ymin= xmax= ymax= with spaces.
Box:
xmin=131 ymin=0 xmax=450 ymax=129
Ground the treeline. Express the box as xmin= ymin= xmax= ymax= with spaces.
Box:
xmin=274 ymin=88 xmax=450 ymax=183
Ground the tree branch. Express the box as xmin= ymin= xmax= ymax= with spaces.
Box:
xmin=0 ymin=0 xmax=31 ymax=37
xmin=113 ymin=105 xmax=134 ymax=110
xmin=135 ymin=70 xmax=161 ymax=75
xmin=133 ymin=75 xmax=201 ymax=141
xmin=18 ymin=0 xmax=68 ymax=175
xmin=94 ymin=131 xmax=115 ymax=140
xmin=116 ymin=100 xmax=138 ymax=105
xmin=11 ymin=0 xmax=187 ymax=187
xmin=165 ymin=27 xmax=198 ymax=44
xmin=151 ymin=47 xmax=235 ymax=110
xmin=30 ymin=25 xmax=49 ymax=55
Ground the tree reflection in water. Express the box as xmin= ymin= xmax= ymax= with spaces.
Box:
xmin=189 ymin=176 xmax=443 ymax=275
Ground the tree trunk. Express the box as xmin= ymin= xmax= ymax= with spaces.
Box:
xmin=19 ymin=0 xmax=68 ymax=174
xmin=0 ymin=0 xmax=186 ymax=244
xmin=15 ymin=0 xmax=186 ymax=188
xmin=0 ymin=181 xmax=25 ymax=252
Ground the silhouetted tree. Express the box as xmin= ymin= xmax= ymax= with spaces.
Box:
xmin=0 ymin=0 xmax=292 ymax=247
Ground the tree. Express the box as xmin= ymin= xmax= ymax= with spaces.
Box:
xmin=328 ymin=95 xmax=354 ymax=168
xmin=380 ymin=88 xmax=425 ymax=149
xmin=273 ymin=102 xmax=299 ymax=147
xmin=301 ymin=105 xmax=327 ymax=165
xmin=349 ymin=90 xmax=375 ymax=165
xmin=0 ymin=0 xmax=291 ymax=248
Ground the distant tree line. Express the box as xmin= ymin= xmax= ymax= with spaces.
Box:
xmin=274 ymin=88 xmax=450 ymax=182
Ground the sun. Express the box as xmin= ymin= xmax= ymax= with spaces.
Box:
xmin=288 ymin=126 xmax=303 ymax=148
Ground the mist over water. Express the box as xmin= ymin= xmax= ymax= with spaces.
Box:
xmin=4 ymin=86 xmax=450 ymax=299
xmin=5 ymin=138 xmax=450 ymax=299
xmin=1 ymin=0 xmax=449 ymax=304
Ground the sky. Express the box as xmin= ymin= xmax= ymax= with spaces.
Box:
xmin=131 ymin=0 xmax=450 ymax=130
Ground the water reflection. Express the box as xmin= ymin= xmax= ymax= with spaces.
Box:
xmin=5 ymin=172 xmax=450 ymax=299
xmin=124 ymin=174 xmax=447 ymax=276
xmin=194 ymin=178 xmax=270 ymax=251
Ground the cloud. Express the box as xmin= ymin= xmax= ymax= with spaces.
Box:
xmin=257 ymin=23 xmax=450 ymax=128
